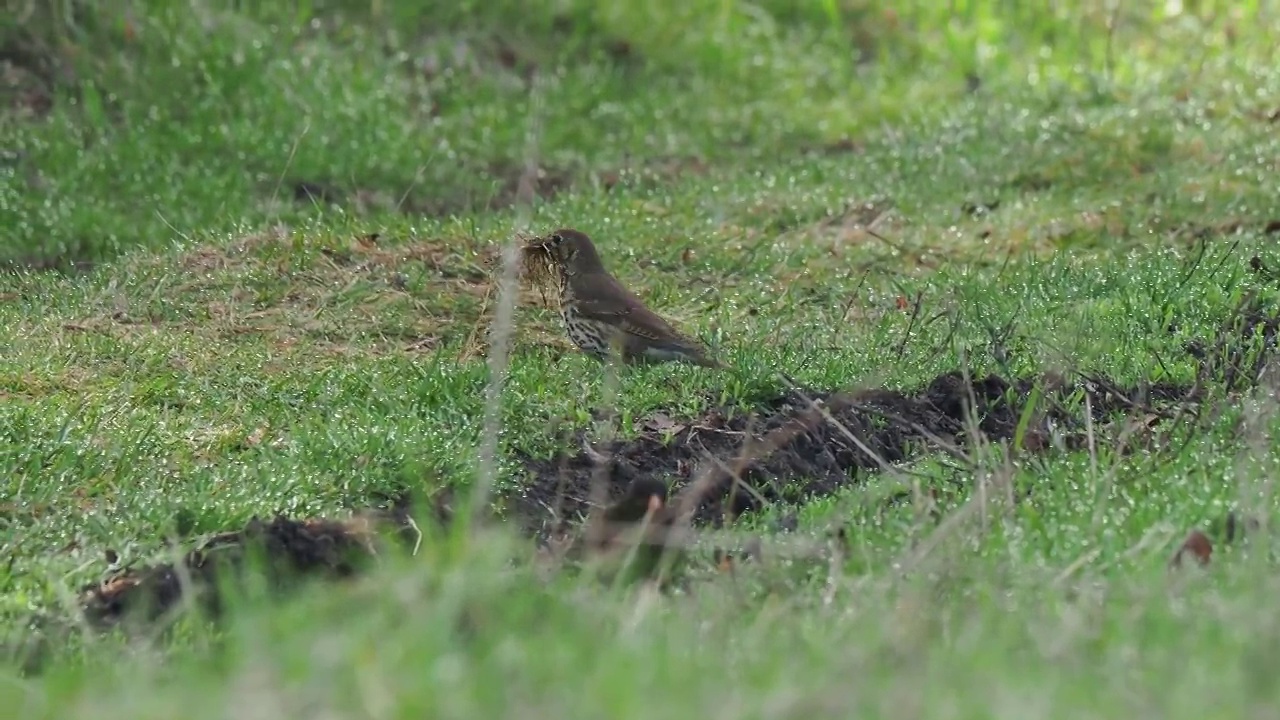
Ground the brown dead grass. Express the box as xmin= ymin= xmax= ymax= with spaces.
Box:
xmin=146 ymin=228 xmax=571 ymax=360
xmin=0 ymin=228 xmax=583 ymax=381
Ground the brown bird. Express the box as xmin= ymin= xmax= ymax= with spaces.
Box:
xmin=581 ymin=476 xmax=685 ymax=586
xmin=524 ymin=228 xmax=727 ymax=368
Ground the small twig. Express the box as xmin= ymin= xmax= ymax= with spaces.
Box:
xmin=697 ymin=442 xmax=772 ymax=513
xmin=154 ymin=210 xmax=194 ymax=247
xmin=893 ymin=291 xmax=924 ymax=361
xmin=781 ymin=382 xmax=899 ymax=477
xmin=269 ymin=120 xmax=310 ymax=210
xmin=833 ymin=268 xmax=870 ymax=344
xmin=396 ymin=159 xmax=434 ymax=214
xmin=862 ymin=226 xmax=912 ymax=259
xmin=1051 ymin=547 xmax=1102 ymax=587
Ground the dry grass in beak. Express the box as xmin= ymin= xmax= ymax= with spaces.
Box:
xmin=519 ymin=240 xmax=555 ymax=281
xmin=519 ymin=238 xmax=559 ymax=305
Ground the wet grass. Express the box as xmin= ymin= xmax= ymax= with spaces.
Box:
xmin=4 ymin=0 xmax=1280 ymax=716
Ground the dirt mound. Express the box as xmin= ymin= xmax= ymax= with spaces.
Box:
xmin=78 ymin=507 xmax=421 ymax=632
xmin=512 ymin=372 xmax=1189 ymax=533
xmin=511 ymin=296 xmax=1280 ymax=537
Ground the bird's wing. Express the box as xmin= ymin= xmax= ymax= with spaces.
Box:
xmin=572 ymin=276 xmax=688 ymax=344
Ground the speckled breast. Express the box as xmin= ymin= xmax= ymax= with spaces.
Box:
xmin=558 ymin=282 xmax=610 ymax=358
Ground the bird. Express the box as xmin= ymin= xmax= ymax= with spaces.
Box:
xmin=522 ymin=228 xmax=727 ymax=368
xmin=580 ymin=475 xmax=686 ymax=587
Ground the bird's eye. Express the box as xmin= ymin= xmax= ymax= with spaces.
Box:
xmin=550 ymin=233 xmax=564 ymax=244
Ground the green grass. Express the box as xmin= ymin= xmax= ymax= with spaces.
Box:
xmin=4 ymin=0 xmax=1280 ymax=716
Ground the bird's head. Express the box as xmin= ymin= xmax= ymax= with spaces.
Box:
xmin=531 ymin=228 xmax=606 ymax=275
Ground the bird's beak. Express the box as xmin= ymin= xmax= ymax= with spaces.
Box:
xmin=521 ymin=236 xmax=551 ymax=253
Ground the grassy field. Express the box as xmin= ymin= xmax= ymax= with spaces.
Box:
xmin=4 ymin=0 xmax=1280 ymax=716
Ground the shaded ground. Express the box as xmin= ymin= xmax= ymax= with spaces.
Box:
xmin=284 ymin=152 xmax=714 ymax=221
xmin=511 ymin=294 xmax=1280 ymax=536
xmin=0 ymin=34 xmax=62 ymax=120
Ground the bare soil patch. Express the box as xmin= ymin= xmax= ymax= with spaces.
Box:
xmin=510 ymin=296 xmax=1280 ymax=537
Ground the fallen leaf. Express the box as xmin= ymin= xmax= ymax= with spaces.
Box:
xmin=640 ymin=412 xmax=686 ymax=435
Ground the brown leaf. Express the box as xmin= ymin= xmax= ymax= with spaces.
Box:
xmin=640 ymin=412 xmax=686 ymax=435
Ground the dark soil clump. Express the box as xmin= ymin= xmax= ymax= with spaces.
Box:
xmin=78 ymin=508 xmax=419 ymax=632
xmin=511 ymin=296 xmax=1280 ymax=538
xmin=511 ymin=371 xmax=1194 ymax=536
